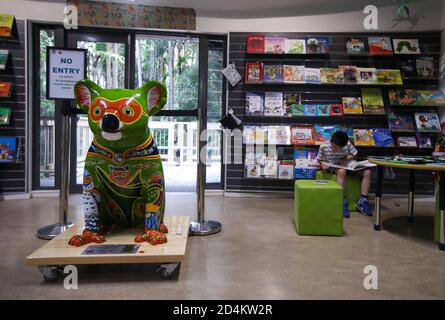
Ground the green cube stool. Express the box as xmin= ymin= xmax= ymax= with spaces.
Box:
xmin=316 ymin=171 xmax=362 ymax=212
xmin=294 ymin=180 xmax=343 ymax=236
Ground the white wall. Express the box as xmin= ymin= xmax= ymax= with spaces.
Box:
xmin=0 ymin=0 xmax=65 ymax=22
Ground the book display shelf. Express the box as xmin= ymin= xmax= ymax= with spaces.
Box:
xmin=226 ymin=32 xmax=442 ymax=194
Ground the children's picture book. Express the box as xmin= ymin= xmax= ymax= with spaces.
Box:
xmin=320 ymin=68 xmax=344 ymax=84
xmin=353 ymin=129 xmax=375 ymax=146
xmin=291 ymin=125 xmax=315 ymax=145
xmin=387 ymin=112 xmax=415 ymax=132
xmin=346 ymin=38 xmax=366 ymax=55
xmin=392 ymin=39 xmax=421 ymax=54
xmin=264 ymin=159 xmax=279 ymax=178
xmin=245 ymin=92 xmax=264 ymax=116
xmin=416 ymin=133 xmax=433 ymax=148
xmin=396 ymin=136 xmax=418 ymax=148
xmin=268 ymin=126 xmax=291 ymax=145
xmin=283 ymin=65 xmax=305 ymax=83
xmin=338 ymin=65 xmax=358 ymax=83
xmin=314 ymin=125 xmax=336 ymax=145
xmin=243 ymin=125 xmax=256 ymax=144
xmin=304 ymin=68 xmax=321 ymax=84
xmin=305 ymin=36 xmax=330 ymax=54
xmin=0 ymin=82 xmax=12 ymax=97
xmin=245 ymin=164 xmax=262 ymax=178
xmin=263 ymin=64 xmax=284 ymax=83
xmin=356 ymin=67 xmax=377 ymax=84
xmin=278 ymin=164 xmax=294 ymax=180
xmin=329 ymin=104 xmax=343 ymax=116
xmin=291 ymin=104 xmax=305 ymax=117
xmin=254 ymin=126 xmax=267 ymax=145
xmin=342 ymin=97 xmax=363 ymax=114
xmin=397 ymin=58 xmax=416 ymax=78
xmin=285 ymin=39 xmax=306 ymax=54
xmin=0 ymin=50 xmax=8 ymax=70
xmin=368 ymin=36 xmax=393 ymax=55
xmin=372 ymin=128 xmax=394 ymax=147
xmin=320 ymin=160 xmax=376 ymax=171
xmin=264 ymin=37 xmax=285 ymax=54
xmin=264 ymin=92 xmax=284 ymax=116
xmin=0 ymin=14 xmax=15 ymax=38
xmin=361 ymin=88 xmax=385 ymax=115
xmin=414 ymin=112 xmax=441 ymax=133
xmin=388 ymin=89 xmax=445 ymax=107
xmin=283 ymin=94 xmax=301 ymax=117
xmin=376 ymin=69 xmax=403 ymax=85
xmin=316 ymin=104 xmax=330 ymax=117
xmin=245 ymin=151 xmax=255 ymax=164
xmin=416 ymin=57 xmax=435 ymax=79
xmin=0 ymin=136 xmax=16 ymax=163
xmin=294 ymin=167 xmax=317 ymax=179
xmin=0 ymin=107 xmax=11 ymax=125
xmin=303 ymin=104 xmax=317 ymax=116
xmin=255 ymin=152 xmax=266 ymax=166
xmin=247 ymin=34 xmax=265 ymax=53
xmin=244 ymin=62 xmax=262 ymax=83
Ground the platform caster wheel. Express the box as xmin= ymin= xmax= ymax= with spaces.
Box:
xmin=156 ymin=263 xmax=181 ymax=280
xmin=39 ymin=266 xmax=62 ymax=282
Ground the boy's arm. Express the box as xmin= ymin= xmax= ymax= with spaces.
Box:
xmin=345 ymin=142 xmax=358 ymax=161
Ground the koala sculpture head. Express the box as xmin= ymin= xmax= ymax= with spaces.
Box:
xmin=74 ymin=79 xmax=167 ymax=151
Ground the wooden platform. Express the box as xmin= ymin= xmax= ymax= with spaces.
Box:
xmin=26 ymin=216 xmax=190 ymax=266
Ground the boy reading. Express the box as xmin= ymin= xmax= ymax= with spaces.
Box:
xmin=316 ymin=131 xmax=372 ymax=218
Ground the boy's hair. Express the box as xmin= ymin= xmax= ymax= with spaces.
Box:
xmin=330 ymin=131 xmax=349 ymax=147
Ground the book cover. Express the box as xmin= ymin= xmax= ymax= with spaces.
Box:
xmin=392 ymin=39 xmax=421 ymax=54
xmin=0 ymin=50 xmax=8 ymax=70
xmin=245 ymin=151 xmax=255 ymax=164
xmin=264 ymin=37 xmax=285 ymax=54
xmin=314 ymin=125 xmax=336 ymax=145
xmin=263 ymin=64 xmax=284 ymax=83
xmin=245 ymin=62 xmax=262 ymax=83
xmin=255 ymin=152 xmax=266 ymax=166
xmin=268 ymin=126 xmax=291 ymax=145
xmin=416 ymin=57 xmax=435 ymax=79
xmin=264 ymin=159 xmax=279 ymax=178
xmin=353 ymin=129 xmax=375 ymax=146
xmin=254 ymin=126 xmax=267 ymax=145
xmin=387 ymin=112 xmax=415 ymax=132
xmin=293 ymin=148 xmax=308 ymax=160
xmin=283 ymin=94 xmax=301 ymax=117
xmin=339 ymin=65 xmax=358 ymax=83
xmin=372 ymin=128 xmax=394 ymax=147
xmin=376 ymin=69 xmax=403 ymax=85
xmin=305 ymin=68 xmax=321 ymax=84
xmin=0 ymin=14 xmax=14 ymax=38
xmin=342 ymin=97 xmax=363 ymax=114
xmin=0 ymin=82 xmax=12 ymax=97
xmin=291 ymin=104 xmax=305 ymax=117
xmin=0 ymin=107 xmax=11 ymax=125
xmin=330 ymin=104 xmax=343 ymax=116
xmin=416 ymin=133 xmax=433 ymax=148
xmin=356 ymin=67 xmax=377 ymax=84
xmin=316 ymin=104 xmax=330 ymax=117
xmin=361 ymin=88 xmax=385 ymax=115
xmin=283 ymin=65 xmax=305 ymax=83
xmin=303 ymin=104 xmax=317 ymax=116
xmin=397 ymin=136 xmax=418 ymax=148
xmin=245 ymin=164 xmax=262 ymax=178
xmin=305 ymin=36 xmax=330 ymax=54
xmin=291 ymin=125 xmax=315 ymax=145
xmin=247 ymin=34 xmax=265 ymax=53
xmin=245 ymin=92 xmax=264 ymax=116
xmin=278 ymin=164 xmax=294 ymax=180
xmin=388 ymin=89 xmax=445 ymax=107
xmin=0 ymin=136 xmax=16 ymax=163
xmin=264 ymin=92 xmax=284 ymax=116
xmin=397 ymin=58 xmax=416 ymax=78
xmin=284 ymin=39 xmax=306 ymax=54
xmin=368 ymin=37 xmax=393 ymax=55
xmin=414 ymin=112 xmax=441 ymax=133
xmin=346 ymin=38 xmax=365 ymax=54
xmin=243 ymin=125 xmax=256 ymax=144
xmin=320 ymin=68 xmax=344 ymax=84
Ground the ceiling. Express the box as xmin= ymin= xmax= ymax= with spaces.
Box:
xmin=37 ymin=0 xmax=440 ymax=18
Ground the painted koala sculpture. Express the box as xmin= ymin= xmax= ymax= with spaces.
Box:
xmin=68 ymin=79 xmax=169 ymax=247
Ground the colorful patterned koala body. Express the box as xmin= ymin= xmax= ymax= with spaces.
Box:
xmin=68 ymin=79 xmax=168 ymax=247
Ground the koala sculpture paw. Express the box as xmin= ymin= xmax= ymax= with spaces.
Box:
xmin=134 ymin=229 xmax=168 ymax=245
xmin=68 ymin=230 xmax=106 ymax=247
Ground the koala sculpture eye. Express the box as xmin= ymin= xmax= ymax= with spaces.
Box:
xmin=123 ymin=106 xmax=134 ymax=116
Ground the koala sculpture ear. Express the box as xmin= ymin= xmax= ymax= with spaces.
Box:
xmin=139 ymin=81 xmax=167 ymax=117
xmin=74 ymin=79 xmax=102 ymax=113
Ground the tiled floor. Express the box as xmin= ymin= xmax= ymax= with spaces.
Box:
xmin=0 ymin=193 xmax=444 ymax=299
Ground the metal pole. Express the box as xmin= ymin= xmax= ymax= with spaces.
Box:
xmin=37 ymin=101 xmax=74 ymax=239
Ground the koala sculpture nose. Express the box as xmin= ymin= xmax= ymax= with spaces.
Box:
xmin=102 ymin=114 xmax=120 ymax=132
